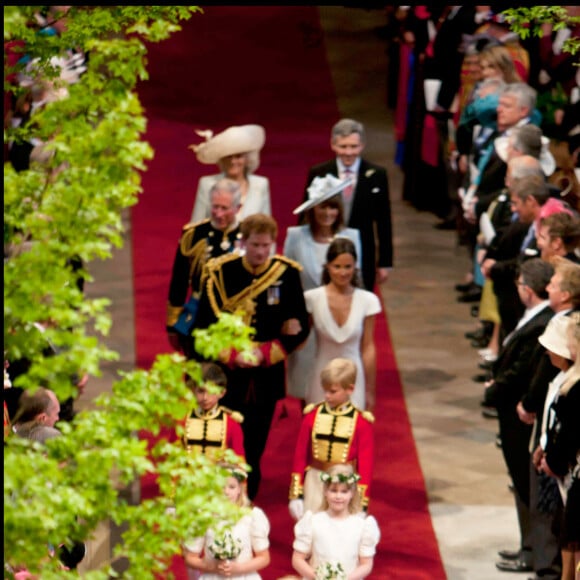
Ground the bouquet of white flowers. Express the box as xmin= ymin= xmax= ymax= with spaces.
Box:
xmin=314 ymin=561 xmax=347 ymax=580
xmin=208 ymin=527 xmax=242 ymax=561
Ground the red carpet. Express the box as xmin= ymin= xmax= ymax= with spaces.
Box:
xmin=133 ymin=6 xmax=445 ymax=579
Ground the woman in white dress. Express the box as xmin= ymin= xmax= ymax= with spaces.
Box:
xmin=189 ymin=124 xmax=271 ymax=222
xmin=284 ymin=174 xmax=362 ymax=402
xmin=183 ymin=466 xmax=271 ymax=579
xmin=292 ymin=464 xmax=380 ymax=580
xmin=305 ymin=237 xmax=381 ymax=411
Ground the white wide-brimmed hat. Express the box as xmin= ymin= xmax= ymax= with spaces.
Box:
xmin=538 ymin=315 xmax=573 ymax=360
xmin=189 ymin=124 xmax=266 ymax=171
xmin=292 ymin=174 xmax=351 ymax=215
xmin=495 ymin=125 xmax=556 ymax=177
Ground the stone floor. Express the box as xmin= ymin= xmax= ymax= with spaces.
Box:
xmin=77 ymin=7 xmax=523 ymax=579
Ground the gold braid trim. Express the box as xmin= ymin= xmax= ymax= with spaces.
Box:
xmin=207 ymin=260 xmax=289 ymax=322
xmin=166 ymin=303 xmax=183 ymax=327
xmin=187 ymin=239 xmax=208 ymax=289
xmin=179 ymin=225 xmax=197 ymax=255
xmin=275 ymin=254 xmax=303 ymax=271
xmin=358 ymin=483 xmax=369 ymax=509
xmin=289 ymin=472 xmax=304 ymax=500
xmin=179 ymin=224 xmax=212 ymax=292
xmin=269 ymin=341 xmax=286 ymax=365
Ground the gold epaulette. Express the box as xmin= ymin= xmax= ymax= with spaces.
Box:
xmin=181 ymin=218 xmax=210 ymax=232
xmin=274 ymin=254 xmax=303 ymax=271
xmin=221 ymin=406 xmax=244 ymax=424
xmin=205 ymin=251 xmax=240 ymax=271
xmin=303 ymin=403 xmax=317 ymax=415
xmin=359 ymin=409 xmax=375 ymax=424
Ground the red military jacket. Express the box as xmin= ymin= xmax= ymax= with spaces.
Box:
xmin=182 ymin=405 xmax=245 ymax=462
xmin=289 ymin=400 xmax=374 ymax=508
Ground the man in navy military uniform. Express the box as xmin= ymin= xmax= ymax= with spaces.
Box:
xmin=194 ymin=213 xmax=310 ymax=499
xmin=166 ymin=178 xmax=242 ymax=357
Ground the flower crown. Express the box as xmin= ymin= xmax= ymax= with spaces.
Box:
xmin=320 ymin=471 xmax=361 ymax=486
xmin=228 ymin=466 xmax=248 ymax=482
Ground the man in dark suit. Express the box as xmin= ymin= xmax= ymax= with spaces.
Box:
xmin=485 ymin=258 xmax=555 ymax=573
xmin=516 ymin=258 xmax=580 ymax=579
xmin=482 ymin=174 xmax=553 ymax=340
xmin=301 ymin=118 xmax=393 ymax=291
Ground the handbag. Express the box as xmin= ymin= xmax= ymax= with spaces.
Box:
xmin=173 ymin=296 xmax=199 ymax=336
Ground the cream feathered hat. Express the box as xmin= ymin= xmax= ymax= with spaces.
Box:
xmin=292 ymin=174 xmax=351 ymax=215
xmin=189 ymin=124 xmax=266 ymax=173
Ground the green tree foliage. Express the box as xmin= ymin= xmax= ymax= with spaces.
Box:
xmin=502 ymin=6 xmax=580 ymax=57
xmin=4 ymin=6 xmax=253 ymax=578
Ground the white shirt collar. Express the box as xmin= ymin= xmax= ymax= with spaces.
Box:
xmin=516 ymin=300 xmax=551 ymax=331
xmin=337 ymin=157 xmax=361 ymax=176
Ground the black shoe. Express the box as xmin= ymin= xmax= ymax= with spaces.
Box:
xmin=470 ymin=305 xmax=480 ymax=317
xmin=470 ymin=336 xmax=490 ymax=348
xmin=481 ymin=406 xmax=499 ymax=419
xmin=497 ymin=549 xmax=520 ymax=560
xmin=465 ymin=329 xmax=482 ymax=340
xmin=479 ymin=360 xmax=494 ymax=371
xmin=465 ymin=327 xmax=487 ymax=340
xmin=496 ymin=434 xmax=502 ymax=448
xmin=457 ymin=288 xmax=482 ymax=303
xmin=495 ymin=559 xmax=532 ymax=573
xmin=455 ymin=281 xmax=478 ymax=293
xmin=472 ymin=373 xmax=491 ymax=383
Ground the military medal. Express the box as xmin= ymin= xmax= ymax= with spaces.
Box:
xmin=220 ymin=239 xmax=231 ymax=251
xmin=267 ymin=285 xmax=280 ymax=305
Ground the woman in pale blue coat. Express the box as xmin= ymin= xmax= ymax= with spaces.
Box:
xmin=189 ymin=124 xmax=271 ymax=222
xmin=284 ymin=175 xmax=362 ymax=402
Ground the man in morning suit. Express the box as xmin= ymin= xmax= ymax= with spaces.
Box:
xmin=166 ymin=178 xmax=242 ymax=358
xmin=301 ymin=118 xmax=393 ymax=291
xmin=485 ymin=258 xmax=555 ymax=574
xmin=194 ymin=213 xmax=310 ymax=499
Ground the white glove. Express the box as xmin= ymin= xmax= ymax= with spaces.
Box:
xmin=288 ymin=499 xmax=304 ymax=521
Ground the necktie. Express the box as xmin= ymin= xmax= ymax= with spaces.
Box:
xmin=343 ymin=168 xmax=354 ymax=201
xmin=520 ymin=223 xmax=535 ymax=252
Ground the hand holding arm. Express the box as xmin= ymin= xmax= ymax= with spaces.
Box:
xmin=281 ymin=318 xmax=302 ymax=336
xmin=292 ymin=550 xmax=316 ymax=580
xmin=361 ymin=315 xmax=377 ymax=413
xmin=217 ymin=549 xmax=270 ymax=576
xmin=539 ymin=456 xmax=557 ymax=478
xmin=347 ymin=556 xmax=374 ymax=580
xmin=532 ymin=445 xmax=544 ymax=470
xmin=516 ymin=401 xmax=536 ymax=425
xmin=376 ymin=267 xmax=389 ymax=285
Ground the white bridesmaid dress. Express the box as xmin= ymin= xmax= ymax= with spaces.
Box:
xmin=304 ymin=286 xmax=381 ymax=409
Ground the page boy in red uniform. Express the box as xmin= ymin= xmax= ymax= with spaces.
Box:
xmin=288 ymin=357 xmax=374 ymax=520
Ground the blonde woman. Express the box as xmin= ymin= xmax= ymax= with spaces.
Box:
xmin=189 ymin=124 xmax=271 ymax=222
